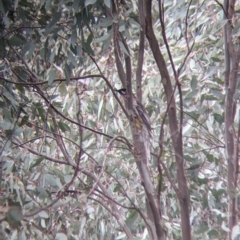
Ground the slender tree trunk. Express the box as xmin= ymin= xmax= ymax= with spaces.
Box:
xmin=145 ymin=1 xmax=191 ymax=239
xmin=223 ymin=1 xmax=240 ymax=239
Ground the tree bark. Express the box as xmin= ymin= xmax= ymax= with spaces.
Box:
xmin=145 ymin=1 xmax=191 ymax=239
xmin=223 ymin=1 xmax=240 ymax=239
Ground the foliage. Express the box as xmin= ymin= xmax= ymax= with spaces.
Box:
xmin=0 ymin=0 xmax=238 ymax=239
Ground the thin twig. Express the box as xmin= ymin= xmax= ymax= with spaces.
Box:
xmin=214 ymin=0 xmax=228 ymax=19
xmin=86 ymin=135 xmax=131 ymax=198
xmin=136 ymin=0 xmax=145 ymax=102
xmin=184 ymin=0 xmax=193 ymax=51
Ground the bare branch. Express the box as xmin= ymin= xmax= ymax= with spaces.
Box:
xmin=73 ymin=83 xmax=85 ymax=185
xmin=12 ymin=138 xmax=74 ymax=166
xmin=81 ymin=168 xmax=133 ymax=238
xmin=184 ymin=0 xmax=193 ymax=51
xmin=136 ymin=0 xmax=145 ymax=102
xmin=113 ymin=24 xmax=127 ymax=86
xmin=177 ymin=42 xmax=195 ymax=76
xmin=215 ymin=0 xmax=228 ymax=19
xmin=25 ymin=196 xmax=62 ymax=218
xmin=146 ymin=0 xmax=190 ymax=238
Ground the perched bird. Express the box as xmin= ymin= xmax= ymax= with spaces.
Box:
xmin=115 ymin=88 xmax=151 ymax=166
xmin=115 ymin=88 xmax=151 ymax=137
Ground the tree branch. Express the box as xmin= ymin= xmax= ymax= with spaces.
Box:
xmin=136 ymin=0 xmax=145 ymax=103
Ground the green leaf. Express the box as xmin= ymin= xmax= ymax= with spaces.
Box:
xmin=125 ymin=210 xmax=139 ymax=228
xmin=70 ymin=29 xmax=77 ymax=46
xmin=0 ymin=121 xmax=13 ymax=130
xmin=232 ymin=225 xmax=240 ymax=240
xmin=196 ymin=224 xmax=209 ymax=235
xmin=129 ymin=18 xmax=141 ymax=29
xmin=29 ymin=157 xmax=45 ymax=170
xmin=195 ymin=177 xmax=208 ymax=185
xmin=84 ymin=138 xmax=95 ymax=148
xmin=19 ymin=115 xmax=31 ymax=127
xmin=59 ymin=82 xmax=67 ymax=95
xmin=0 ymin=0 xmax=4 ymax=14
xmin=18 ymin=230 xmax=27 ymax=240
xmin=119 ymin=41 xmax=130 ymax=56
xmin=6 ymin=207 xmax=23 ymax=228
xmin=44 ymin=174 xmax=62 ymax=189
xmin=0 ymin=39 xmax=6 ymax=58
xmin=2 ymin=108 xmax=12 ymax=120
xmin=15 ymin=83 xmax=25 ymax=94
xmin=22 ymin=41 xmax=36 ymax=58
xmin=73 ymin=0 xmax=80 ymax=9
xmin=184 ymin=155 xmax=195 ymax=162
xmin=18 ymin=6 xmax=26 ymax=23
xmin=98 ymin=98 xmax=104 ymax=119
xmin=185 ymin=163 xmax=201 ymax=170
xmin=68 ymin=50 xmax=77 ymax=67
xmin=37 ymin=187 xmax=50 ymax=199
xmin=213 ymin=113 xmax=224 ymax=124
xmin=45 ymin=12 xmax=61 ymax=34
xmin=201 ymin=94 xmax=218 ymax=102
xmin=8 ymin=35 xmax=26 ymax=46
xmin=94 ymin=33 xmax=111 ymax=43
xmin=113 ymin=184 xmax=121 ymax=192
xmin=38 ymin=211 xmax=49 ymax=219
xmin=208 ymin=229 xmax=219 ymax=238
xmin=87 ymin=32 xmax=93 ymax=45
xmin=82 ymin=132 xmax=92 ymax=141
xmin=37 ymin=106 xmax=46 ymax=121
xmin=82 ymin=40 xmax=94 ymax=55
xmin=211 ymin=89 xmax=224 ymax=100
xmin=85 ymin=0 xmax=97 ymax=7
xmin=55 ymin=233 xmax=68 ymax=240
xmin=211 ymin=57 xmax=221 ymax=62
xmin=12 ymin=66 xmax=29 ymax=81
xmin=58 ymin=121 xmax=71 ymax=132
xmin=104 ymin=0 xmax=111 ymax=8
xmin=213 ymin=78 xmax=224 ymax=85
xmin=190 ymin=76 xmax=197 ymax=90
xmin=47 ymin=68 xmax=56 ymax=86
xmin=64 ymin=63 xmax=71 ymax=84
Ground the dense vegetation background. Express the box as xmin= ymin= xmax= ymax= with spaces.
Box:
xmin=0 ymin=0 xmax=239 ymax=239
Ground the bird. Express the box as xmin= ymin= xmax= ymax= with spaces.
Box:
xmin=115 ymin=88 xmax=151 ymax=137
xmin=115 ymin=88 xmax=151 ymax=164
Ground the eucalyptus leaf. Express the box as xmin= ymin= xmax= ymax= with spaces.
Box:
xmin=85 ymin=0 xmax=97 ymax=7
xmin=45 ymin=12 xmax=61 ymax=34
xmin=0 ymin=0 xmax=237 ymax=239
xmin=97 ymin=98 xmax=104 ymax=119
xmin=104 ymin=0 xmax=111 ymax=8
xmin=119 ymin=41 xmax=130 ymax=56
xmin=29 ymin=157 xmax=45 ymax=170
xmin=55 ymin=233 xmax=68 ymax=240
xmin=6 ymin=207 xmax=23 ymax=228
xmin=8 ymin=36 xmax=26 ymax=46
xmin=47 ymin=68 xmax=56 ymax=86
